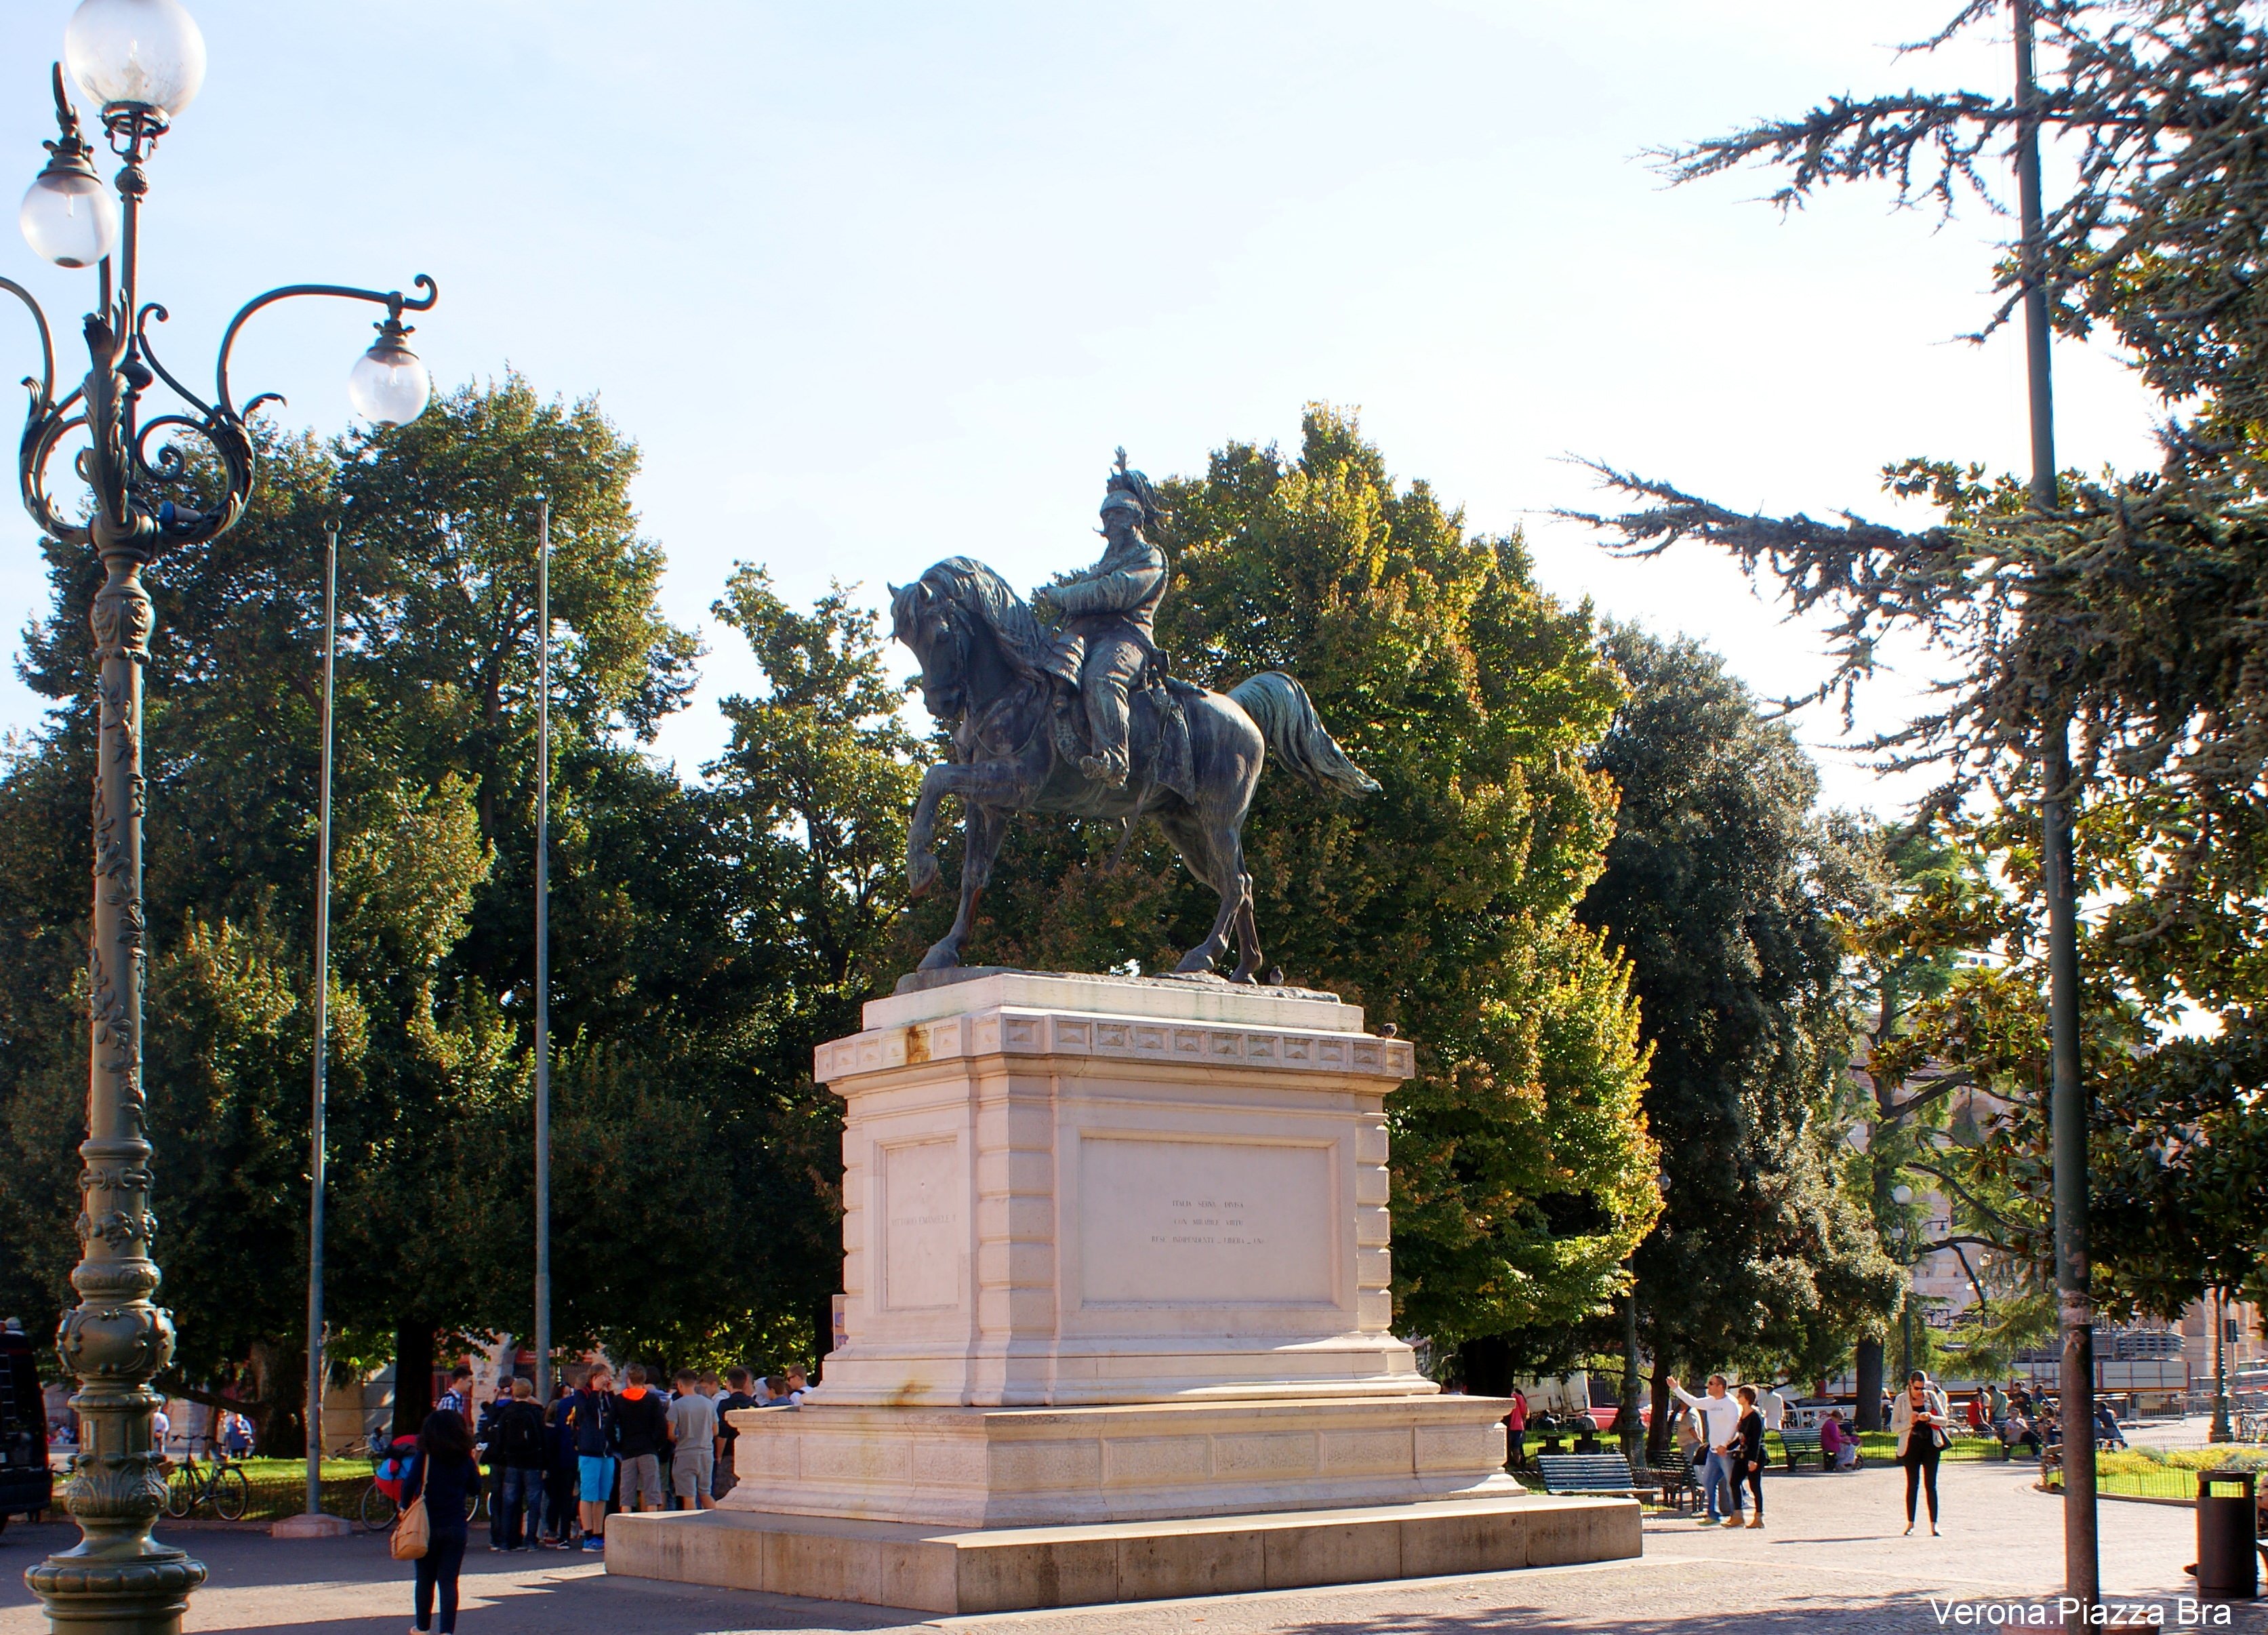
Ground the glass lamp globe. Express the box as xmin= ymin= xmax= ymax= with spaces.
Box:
xmin=65 ymin=0 xmax=208 ymax=118
xmin=20 ymin=164 xmax=117 ymax=268
xmin=347 ymin=329 xmax=430 ymax=424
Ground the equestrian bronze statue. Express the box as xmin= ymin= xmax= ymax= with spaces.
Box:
xmin=889 ymin=451 xmax=1379 ymax=983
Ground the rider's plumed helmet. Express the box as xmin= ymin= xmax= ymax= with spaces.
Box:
xmin=1099 ymin=446 xmax=1162 ymax=532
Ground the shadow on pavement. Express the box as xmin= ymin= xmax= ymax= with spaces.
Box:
xmin=1270 ymin=1590 xmax=2268 ymax=1635
xmin=0 ymin=1522 xmax=918 ymax=1634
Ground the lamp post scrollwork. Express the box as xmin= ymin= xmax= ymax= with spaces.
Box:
xmin=9 ymin=4 xmax=437 ymax=1630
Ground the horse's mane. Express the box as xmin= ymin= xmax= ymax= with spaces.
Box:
xmin=919 ymin=556 xmax=1053 ymax=677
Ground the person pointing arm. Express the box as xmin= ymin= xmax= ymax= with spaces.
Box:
xmin=1665 ymin=1373 xmax=1749 ymax=1527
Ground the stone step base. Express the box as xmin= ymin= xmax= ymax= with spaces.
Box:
xmin=721 ymin=1396 xmax=1521 ymax=1527
xmin=605 ymin=1493 xmax=1642 ymax=1615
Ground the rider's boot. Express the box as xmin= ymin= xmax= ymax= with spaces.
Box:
xmin=1081 ymin=666 xmax=1135 ymax=788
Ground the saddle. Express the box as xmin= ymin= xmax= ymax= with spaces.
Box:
xmin=1038 ymin=636 xmax=1194 ymax=803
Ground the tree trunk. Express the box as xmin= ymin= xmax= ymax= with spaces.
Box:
xmin=1855 ymin=1337 xmax=1886 ymax=1432
xmin=392 ymin=1322 xmax=434 ymax=1442
xmin=1457 ymin=1335 xmax=1514 ymax=1399
xmin=1617 ymin=1294 xmax=1644 ymax=1459
xmin=1647 ymin=1367 xmax=1674 ymax=1465
xmin=246 ymin=1339 xmax=306 ymax=1458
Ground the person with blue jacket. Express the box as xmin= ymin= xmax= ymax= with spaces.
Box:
xmin=565 ymin=1363 xmax=620 ymax=1554
xmin=401 ymin=1408 xmax=479 ymax=1634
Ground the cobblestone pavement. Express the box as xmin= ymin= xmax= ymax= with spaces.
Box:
xmin=0 ymin=1460 xmax=2260 ymax=1634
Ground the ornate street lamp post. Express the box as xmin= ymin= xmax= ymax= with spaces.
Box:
xmin=7 ymin=3 xmax=436 ymax=1629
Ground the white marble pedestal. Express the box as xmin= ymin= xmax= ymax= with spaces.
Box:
xmin=813 ymin=968 xmax=1432 ymax=1410
xmin=607 ymin=971 xmax=1638 ymax=1609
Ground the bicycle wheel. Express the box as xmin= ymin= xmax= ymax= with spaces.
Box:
xmin=209 ymin=1466 xmax=248 ymax=1521
xmin=163 ymin=1470 xmax=193 ymax=1518
xmin=359 ymin=1482 xmax=397 ymax=1532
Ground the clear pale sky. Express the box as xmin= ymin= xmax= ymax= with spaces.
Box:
xmin=0 ymin=1 xmax=2162 ymax=814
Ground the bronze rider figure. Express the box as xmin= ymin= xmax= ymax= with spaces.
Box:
xmin=1031 ymin=450 xmax=1167 ymax=788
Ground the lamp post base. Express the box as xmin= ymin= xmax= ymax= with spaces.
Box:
xmin=271 ymin=1512 xmax=350 ymax=1539
xmin=25 ymin=1545 xmax=207 ymax=1635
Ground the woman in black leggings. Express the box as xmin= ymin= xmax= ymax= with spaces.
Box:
xmin=403 ymin=1407 xmax=479 ymax=1634
xmin=1734 ymin=1385 xmax=1766 ymax=1527
xmin=1892 ymin=1370 xmax=1950 ymax=1535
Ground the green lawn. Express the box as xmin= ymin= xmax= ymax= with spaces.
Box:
xmin=162 ymin=1455 xmax=381 ymax=1525
xmin=2040 ymin=1447 xmax=2267 ymax=1503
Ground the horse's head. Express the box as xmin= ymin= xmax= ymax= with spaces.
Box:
xmin=889 ymin=574 xmax=969 ymax=723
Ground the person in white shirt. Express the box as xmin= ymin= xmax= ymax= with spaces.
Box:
xmin=1666 ymin=1374 xmax=1745 ymax=1525
xmin=1761 ymin=1385 xmax=1787 ymax=1433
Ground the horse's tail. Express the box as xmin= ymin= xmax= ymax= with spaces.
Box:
xmin=1227 ymin=672 xmax=1381 ymax=798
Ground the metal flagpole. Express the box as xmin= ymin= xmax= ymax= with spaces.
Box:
xmin=534 ymin=498 xmax=552 ymax=1404
xmin=2013 ymin=0 xmax=2097 ymax=1607
xmin=305 ymin=526 xmax=338 ymax=1521
xmin=2210 ymin=1288 xmax=2232 ymax=1443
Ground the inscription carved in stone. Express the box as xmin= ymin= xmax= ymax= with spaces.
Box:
xmin=1079 ymin=1136 xmax=1333 ymax=1307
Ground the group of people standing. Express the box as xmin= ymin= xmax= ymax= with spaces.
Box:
xmin=397 ymin=1358 xmax=809 ymax=1635
xmin=1961 ymin=1378 xmax=2124 ymax=1458
xmin=1666 ymin=1369 xmax=1958 ymax=1537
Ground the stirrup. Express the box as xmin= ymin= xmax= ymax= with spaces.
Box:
xmin=1080 ymin=751 xmax=1129 ymax=788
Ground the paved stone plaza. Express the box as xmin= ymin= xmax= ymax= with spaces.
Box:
xmin=1 ymin=1458 xmax=2259 ymax=1633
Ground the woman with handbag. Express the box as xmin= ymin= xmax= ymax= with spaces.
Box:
xmin=399 ymin=1407 xmax=480 ymax=1634
xmin=1733 ymin=1384 xmax=1767 ymax=1529
xmin=1890 ymin=1369 xmax=1951 ymax=1536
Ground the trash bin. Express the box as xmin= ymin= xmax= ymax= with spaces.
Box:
xmin=2195 ymin=1467 xmax=2259 ymax=1601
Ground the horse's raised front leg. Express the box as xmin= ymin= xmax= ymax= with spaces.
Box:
xmin=920 ymin=803 xmax=1008 ymax=972
xmin=907 ymin=762 xmax=958 ymax=899
xmin=908 ymin=759 xmax=1030 ymax=898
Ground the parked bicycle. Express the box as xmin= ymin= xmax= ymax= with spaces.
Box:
xmin=359 ymin=1431 xmax=483 ymax=1531
xmin=163 ymin=1447 xmax=247 ymax=1521
xmin=357 ymin=1473 xmax=399 ymax=1531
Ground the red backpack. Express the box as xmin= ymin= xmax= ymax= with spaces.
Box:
xmin=373 ymin=1435 xmax=420 ymax=1501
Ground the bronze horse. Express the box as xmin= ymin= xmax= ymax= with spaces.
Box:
xmin=890 ymin=557 xmax=1379 ymax=982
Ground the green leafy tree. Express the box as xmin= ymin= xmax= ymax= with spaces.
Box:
xmin=630 ymin=567 xmax=926 ymax=1365
xmin=0 ymin=378 xmax=746 ymax=1446
xmin=1862 ymin=802 xmax=2268 ymax=1344
xmin=1576 ymin=628 xmax=1902 ymax=1450
xmin=1829 ymin=826 xmax=2016 ymax=1426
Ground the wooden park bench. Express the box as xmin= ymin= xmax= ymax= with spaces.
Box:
xmin=1534 ymin=1453 xmax=1659 ymax=1503
xmin=1636 ymin=1447 xmax=1699 ymax=1513
xmin=1776 ymin=1427 xmax=1823 ymax=1471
